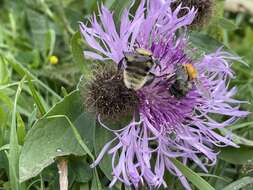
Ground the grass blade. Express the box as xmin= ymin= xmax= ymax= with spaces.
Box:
xmin=222 ymin=177 xmax=253 ymax=190
xmin=8 ymin=76 xmax=26 ymax=190
xmin=3 ymin=55 xmax=61 ymax=100
xmin=27 ymin=77 xmax=47 ymax=116
xmin=171 ymin=158 xmax=215 ymax=190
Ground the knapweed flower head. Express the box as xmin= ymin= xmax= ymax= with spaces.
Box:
xmin=81 ymin=64 xmax=139 ymax=120
xmin=80 ymin=0 xmax=249 ymax=189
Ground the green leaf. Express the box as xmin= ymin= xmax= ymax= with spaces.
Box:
xmin=219 ymin=146 xmax=253 ymax=165
xmin=26 ymin=9 xmax=48 ymax=52
xmin=91 ymin=169 xmax=102 ymax=190
xmin=16 ymin=113 xmax=26 ymax=145
xmin=0 ymin=55 xmax=10 ymax=85
xmin=8 ymin=77 xmax=26 ymax=190
xmin=219 ymin=128 xmax=253 ymax=147
xmin=227 ymin=121 xmax=253 ymax=131
xmin=69 ymin=159 xmax=92 ymax=183
xmin=47 ymin=114 xmax=94 ymax=160
xmin=171 ymin=158 xmax=215 ymax=190
xmin=27 ymin=77 xmax=47 ymax=116
xmin=19 ymin=90 xmax=95 ymax=182
xmin=94 ymin=122 xmax=113 ymax=180
xmin=189 ymin=32 xmax=231 ymax=53
xmin=94 ymin=122 xmax=121 ymax=189
xmin=197 ymin=173 xmax=231 ymax=183
xmin=218 ymin=18 xmax=237 ymax=31
xmin=222 ymin=177 xmax=253 ymax=190
xmin=4 ymin=55 xmax=61 ymax=100
xmin=45 ymin=29 xmax=56 ymax=57
xmin=110 ymin=0 xmax=133 ymax=27
xmin=71 ymin=31 xmax=86 ymax=72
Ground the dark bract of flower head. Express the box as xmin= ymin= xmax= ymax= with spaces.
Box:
xmin=171 ymin=0 xmax=214 ymax=27
xmin=81 ymin=64 xmax=139 ymax=120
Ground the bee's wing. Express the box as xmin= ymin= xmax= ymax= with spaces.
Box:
xmin=124 ymin=52 xmax=137 ymax=62
xmin=144 ymin=73 xmax=155 ymax=87
xmin=194 ymin=79 xmax=211 ymax=98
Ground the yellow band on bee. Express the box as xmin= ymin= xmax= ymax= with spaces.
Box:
xmin=135 ymin=48 xmax=153 ymax=56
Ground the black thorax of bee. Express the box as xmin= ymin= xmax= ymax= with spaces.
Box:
xmin=168 ymin=65 xmax=193 ymax=99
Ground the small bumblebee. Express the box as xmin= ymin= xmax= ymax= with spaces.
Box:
xmin=169 ymin=63 xmax=210 ymax=99
xmin=119 ymin=48 xmax=159 ymax=91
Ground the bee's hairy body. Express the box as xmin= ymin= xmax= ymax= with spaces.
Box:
xmin=169 ymin=64 xmax=197 ymax=98
xmin=121 ymin=48 xmax=156 ymax=91
xmin=169 ymin=63 xmax=210 ymax=99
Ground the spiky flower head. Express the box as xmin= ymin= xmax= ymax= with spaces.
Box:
xmin=81 ymin=64 xmax=138 ymax=120
xmin=80 ymin=0 xmax=248 ymax=189
xmin=171 ymin=0 xmax=214 ymax=27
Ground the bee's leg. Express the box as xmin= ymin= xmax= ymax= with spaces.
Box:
xmin=118 ymin=58 xmax=124 ymax=71
xmin=144 ymin=73 xmax=155 ymax=87
xmin=154 ymin=59 xmax=162 ymax=71
xmin=156 ymin=73 xmax=176 ymax=82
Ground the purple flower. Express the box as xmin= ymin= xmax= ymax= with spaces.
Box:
xmin=80 ymin=0 xmax=249 ymax=189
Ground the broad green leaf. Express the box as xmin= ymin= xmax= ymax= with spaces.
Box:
xmin=80 ymin=183 xmax=90 ymax=190
xmin=47 ymin=114 xmax=94 ymax=160
xmin=218 ymin=18 xmax=237 ymax=31
xmin=94 ymin=122 xmax=113 ymax=180
xmin=171 ymin=158 xmax=215 ymax=190
xmin=19 ymin=90 xmax=95 ymax=182
xmin=189 ymin=32 xmax=231 ymax=53
xmin=222 ymin=177 xmax=253 ymax=190
xmin=69 ymin=159 xmax=92 ymax=183
xmin=26 ymin=9 xmax=49 ymax=52
xmin=91 ymin=169 xmax=102 ymax=190
xmin=71 ymin=32 xmax=86 ymax=72
xmin=219 ymin=146 xmax=253 ymax=165
xmin=94 ymin=121 xmax=122 ymax=189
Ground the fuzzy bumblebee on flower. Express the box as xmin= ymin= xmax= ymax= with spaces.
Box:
xmin=79 ymin=0 xmax=249 ymax=189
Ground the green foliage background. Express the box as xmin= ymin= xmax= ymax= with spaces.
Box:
xmin=0 ymin=0 xmax=253 ymax=189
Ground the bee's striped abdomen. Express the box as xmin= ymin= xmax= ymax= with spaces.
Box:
xmin=122 ymin=49 xmax=156 ymax=90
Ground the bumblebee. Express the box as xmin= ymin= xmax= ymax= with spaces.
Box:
xmin=119 ymin=48 xmax=158 ymax=91
xmin=169 ymin=63 xmax=209 ymax=98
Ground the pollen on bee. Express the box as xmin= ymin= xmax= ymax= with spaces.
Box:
xmin=184 ymin=64 xmax=198 ymax=80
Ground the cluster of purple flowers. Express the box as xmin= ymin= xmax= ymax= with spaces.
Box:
xmin=80 ymin=0 xmax=248 ymax=189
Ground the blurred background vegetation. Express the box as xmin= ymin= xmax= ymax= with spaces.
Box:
xmin=0 ymin=0 xmax=253 ymax=189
